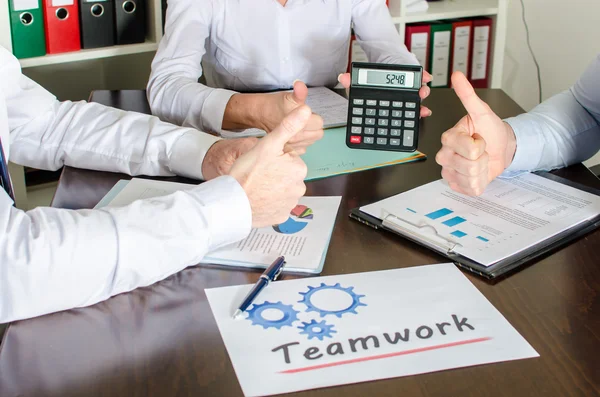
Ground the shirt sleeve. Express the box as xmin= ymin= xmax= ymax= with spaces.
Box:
xmin=0 ymin=46 xmax=220 ymax=181
xmin=351 ymin=0 xmax=419 ymax=66
xmin=146 ymin=0 xmax=236 ymax=134
xmin=505 ymin=54 xmax=600 ymax=172
xmin=0 ymin=175 xmax=251 ymax=323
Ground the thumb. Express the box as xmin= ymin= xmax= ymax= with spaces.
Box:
xmin=452 ymin=71 xmax=492 ymax=120
xmin=290 ymin=80 xmax=308 ymax=104
xmin=259 ymin=105 xmax=311 ymax=154
xmin=337 ymin=73 xmax=351 ymax=89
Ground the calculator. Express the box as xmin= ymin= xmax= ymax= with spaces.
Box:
xmin=346 ymin=62 xmax=423 ymax=152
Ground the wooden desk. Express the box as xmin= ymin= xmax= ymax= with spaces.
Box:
xmin=1 ymin=90 xmax=599 ymax=397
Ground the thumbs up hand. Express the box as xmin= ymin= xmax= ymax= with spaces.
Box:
xmin=229 ymin=106 xmax=310 ymax=228
xmin=257 ymin=80 xmax=324 ymax=154
xmin=435 ymin=72 xmax=517 ymax=196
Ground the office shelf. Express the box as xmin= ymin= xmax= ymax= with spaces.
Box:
xmin=18 ymin=41 xmax=159 ymax=68
xmin=0 ymin=0 xmax=164 ymax=68
xmin=390 ymin=0 xmax=500 ymax=24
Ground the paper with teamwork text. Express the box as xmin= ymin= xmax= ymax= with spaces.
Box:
xmin=206 ymin=263 xmax=538 ymax=397
xmin=361 ymin=173 xmax=600 ymax=266
xmin=95 ymin=178 xmax=341 ymax=273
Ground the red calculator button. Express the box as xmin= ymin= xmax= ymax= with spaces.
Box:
xmin=350 ymin=136 xmax=361 ymax=144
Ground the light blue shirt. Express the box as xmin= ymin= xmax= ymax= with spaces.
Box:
xmin=505 ymin=54 xmax=600 ymax=173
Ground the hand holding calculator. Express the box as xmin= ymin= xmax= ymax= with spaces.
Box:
xmin=346 ymin=62 xmax=423 ymax=152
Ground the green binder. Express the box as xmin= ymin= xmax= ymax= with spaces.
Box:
xmin=428 ymin=22 xmax=453 ymax=88
xmin=8 ymin=0 xmax=46 ymax=59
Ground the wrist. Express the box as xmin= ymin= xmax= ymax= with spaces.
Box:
xmin=222 ymin=93 xmax=266 ymax=130
xmin=503 ymin=121 xmax=517 ymax=169
xmin=170 ymin=130 xmax=220 ymax=181
xmin=201 ymin=142 xmax=219 ymax=180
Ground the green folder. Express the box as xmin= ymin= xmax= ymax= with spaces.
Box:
xmin=8 ymin=0 xmax=46 ymax=59
xmin=301 ymin=127 xmax=426 ymax=181
xmin=428 ymin=22 xmax=453 ymax=88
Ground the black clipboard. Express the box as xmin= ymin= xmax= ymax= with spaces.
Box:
xmin=349 ymin=172 xmax=600 ymax=279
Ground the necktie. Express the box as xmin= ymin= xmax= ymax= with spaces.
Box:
xmin=0 ymin=137 xmax=15 ymax=201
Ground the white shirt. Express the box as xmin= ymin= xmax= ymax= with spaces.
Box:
xmin=505 ymin=53 xmax=600 ymax=173
xmin=0 ymin=46 xmax=252 ymax=323
xmin=147 ymin=0 xmax=418 ymax=134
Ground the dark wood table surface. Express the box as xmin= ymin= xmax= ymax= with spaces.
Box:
xmin=1 ymin=89 xmax=599 ymax=397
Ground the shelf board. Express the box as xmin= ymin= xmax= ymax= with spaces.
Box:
xmin=19 ymin=41 xmax=159 ymax=68
xmin=391 ymin=0 xmax=499 ymax=24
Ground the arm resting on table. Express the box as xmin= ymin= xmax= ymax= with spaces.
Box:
xmin=0 ymin=176 xmax=251 ymax=323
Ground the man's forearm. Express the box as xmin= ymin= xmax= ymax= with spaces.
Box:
xmin=505 ymin=89 xmax=600 ymax=172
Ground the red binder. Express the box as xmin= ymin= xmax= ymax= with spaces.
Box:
xmin=43 ymin=0 xmax=81 ymax=54
xmin=469 ymin=18 xmax=493 ymax=88
xmin=405 ymin=24 xmax=431 ymax=70
xmin=449 ymin=20 xmax=473 ymax=86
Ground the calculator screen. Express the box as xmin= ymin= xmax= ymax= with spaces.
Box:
xmin=357 ymin=69 xmax=417 ymax=89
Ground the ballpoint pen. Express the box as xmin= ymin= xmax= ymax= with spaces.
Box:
xmin=233 ymin=256 xmax=286 ymax=319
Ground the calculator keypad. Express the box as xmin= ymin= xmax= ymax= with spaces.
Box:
xmin=347 ymin=93 xmax=419 ymax=151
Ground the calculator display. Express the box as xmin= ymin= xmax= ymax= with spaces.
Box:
xmin=357 ymin=69 xmax=416 ymax=89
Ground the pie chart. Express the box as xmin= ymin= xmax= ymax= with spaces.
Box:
xmin=273 ymin=205 xmax=314 ymax=234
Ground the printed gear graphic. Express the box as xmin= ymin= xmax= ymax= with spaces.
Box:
xmin=298 ymin=282 xmax=367 ymax=318
xmin=246 ymin=301 xmax=299 ymax=330
xmin=298 ymin=319 xmax=337 ymax=340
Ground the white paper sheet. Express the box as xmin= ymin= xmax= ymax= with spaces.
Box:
xmin=361 ymin=174 xmax=600 ymax=266
xmin=98 ymin=178 xmax=341 ymax=273
xmin=471 ymin=26 xmax=490 ymax=80
xmin=12 ymin=0 xmax=39 ymax=11
xmin=221 ymin=87 xmax=348 ymax=138
xmin=431 ymin=30 xmax=451 ymax=87
xmin=101 ymin=178 xmax=198 ymax=208
xmin=452 ymin=26 xmax=471 ymax=76
xmin=204 ymin=196 xmax=342 ymax=273
xmin=51 ymin=0 xmax=74 ymax=6
xmin=409 ymin=32 xmax=429 ymax=70
xmin=206 ymin=263 xmax=538 ymax=397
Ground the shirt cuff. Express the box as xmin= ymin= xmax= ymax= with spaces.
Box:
xmin=169 ymin=130 xmax=221 ymax=180
xmin=504 ymin=115 xmax=544 ymax=173
xmin=198 ymin=87 xmax=237 ymax=135
xmin=187 ymin=175 xmax=252 ymax=251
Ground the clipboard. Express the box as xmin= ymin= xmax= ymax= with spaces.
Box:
xmin=349 ymin=172 xmax=600 ymax=279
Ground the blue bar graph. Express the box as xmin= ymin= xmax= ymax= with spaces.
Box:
xmin=426 ymin=208 xmax=453 ymax=220
xmin=451 ymin=230 xmax=467 ymax=238
xmin=477 ymin=236 xmax=489 ymax=242
xmin=442 ymin=216 xmax=466 ymax=227
xmin=406 ymin=208 xmax=417 ymax=213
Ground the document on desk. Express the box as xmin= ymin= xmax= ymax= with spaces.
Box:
xmin=219 ymin=87 xmax=348 ymax=138
xmin=95 ymin=178 xmax=342 ymax=274
xmin=302 ymin=127 xmax=426 ymax=180
xmin=203 ymin=195 xmax=342 ymax=273
xmin=206 ymin=263 xmax=538 ymax=397
xmin=359 ymin=173 xmax=600 ymax=268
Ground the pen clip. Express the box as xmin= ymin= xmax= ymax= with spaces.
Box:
xmin=273 ymin=261 xmax=286 ymax=281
